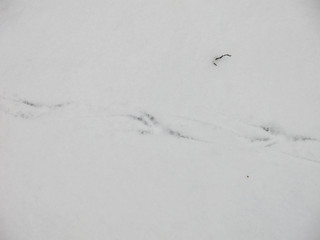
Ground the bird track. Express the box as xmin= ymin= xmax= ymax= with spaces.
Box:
xmin=1 ymin=95 xmax=319 ymax=164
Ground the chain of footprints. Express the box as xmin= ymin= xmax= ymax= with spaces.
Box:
xmin=1 ymin=95 xmax=318 ymax=157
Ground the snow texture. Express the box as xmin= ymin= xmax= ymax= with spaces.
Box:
xmin=1 ymin=0 xmax=320 ymax=239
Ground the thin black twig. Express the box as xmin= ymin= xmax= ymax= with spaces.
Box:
xmin=213 ymin=54 xmax=232 ymax=66
xmin=215 ymin=54 xmax=232 ymax=61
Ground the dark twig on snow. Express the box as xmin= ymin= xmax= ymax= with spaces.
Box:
xmin=215 ymin=54 xmax=232 ymax=61
xmin=213 ymin=54 xmax=232 ymax=66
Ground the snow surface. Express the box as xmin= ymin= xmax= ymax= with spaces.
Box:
xmin=1 ymin=0 xmax=320 ymax=239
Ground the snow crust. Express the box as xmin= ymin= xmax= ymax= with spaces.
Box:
xmin=1 ymin=0 xmax=320 ymax=239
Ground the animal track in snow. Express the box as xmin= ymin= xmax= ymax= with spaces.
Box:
xmin=0 ymin=95 xmax=69 ymax=119
xmin=128 ymin=112 xmax=196 ymax=140
xmin=1 ymin=95 xmax=318 ymax=163
xmin=258 ymin=125 xmax=318 ymax=143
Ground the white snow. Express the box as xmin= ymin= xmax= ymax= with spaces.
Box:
xmin=1 ymin=0 xmax=320 ymax=239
